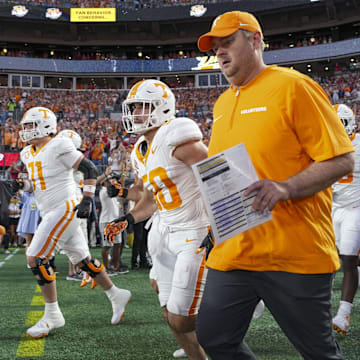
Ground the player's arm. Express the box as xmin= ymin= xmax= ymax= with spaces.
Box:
xmin=129 ymin=185 xmax=158 ymax=223
xmin=104 ymin=184 xmax=157 ymax=243
xmin=173 ymin=139 xmax=208 ymax=166
xmin=73 ymin=155 xmax=98 ymax=217
xmin=245 ymin=151 xmax=355 ymax=213
xmin=96 ymin=166 xmax=112 ymax=185
xmin=106 ymin=173 xmax=144 ymax=202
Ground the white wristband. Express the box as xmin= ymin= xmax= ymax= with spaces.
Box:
xmin=83 ymin=185 xmax=96 ymax=194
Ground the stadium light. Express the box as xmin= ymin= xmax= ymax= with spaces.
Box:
xmin=138 ymin=51 xmax=143 ymax=58
xmin=50 ymin=51 xmax=54 ymax=56
xmin=3 ymin=48 xmax=7 ymax=54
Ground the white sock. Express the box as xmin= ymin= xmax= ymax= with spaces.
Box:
xmin=105 ymin=285 xmax=119 ymax=302
xmin=44 ymin=301 xmax=62 ymax=318
xmin=338 ymin=300 xmax=352 ymax=316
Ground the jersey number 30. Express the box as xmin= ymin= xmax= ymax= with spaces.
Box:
xmin=144 ymin=167 xmax=182 ymax=211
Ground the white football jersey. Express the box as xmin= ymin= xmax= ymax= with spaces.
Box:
xmin=20 ymin=137 xmax=82 ymax=214
xmin=73 ymin=170 xmax=84 ymax=201
xmin=131 ymin=118 xmax=209 ymax=229
xmin=332 ymin=133 xmax=360 ymax=208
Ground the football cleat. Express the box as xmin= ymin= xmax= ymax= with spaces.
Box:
xmin=26 ymin=314 xmax=65 ymax=338
xmin=111 ymin=289 xmax=132 ymax=325
xmin=80 ymin=273 xmax=98 ymax=289
xmin=173 ymin=348 xmax=187 ymax=358
xmin=252 ymin=300 xmax=265 ymax=319
xmin=332 ymin=313 xmax=350 ymax=335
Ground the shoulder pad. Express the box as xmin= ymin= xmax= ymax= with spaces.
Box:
xmin=165 ymin=118 xmax=202 ymax=149
xmin=54 ymin=136 xmax=77 ymax=156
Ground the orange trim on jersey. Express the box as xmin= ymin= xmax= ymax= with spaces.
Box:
xmin=44 ymin=200 xmax=77 ymax=260
xmin=136 ymin=139 xmax=152 ymax=166
xmin=188 ymin=252 xmax=206 ymax=316
xmin=30 ymin=139 xmax=52 ymax=157
xmin=36 ymin=201 xmax=71 ymax=258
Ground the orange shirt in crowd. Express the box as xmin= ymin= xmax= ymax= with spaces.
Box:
xmin=207 ymin=65 xmax=354 ymax=274
xmin=4 ymin=130 xmax=12 ymax=146
xmin=91 ymin=144 xmax=104 ymax=160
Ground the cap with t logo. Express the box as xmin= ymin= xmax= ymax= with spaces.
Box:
xmin=197 ymin=11 xmax=263 ymax=52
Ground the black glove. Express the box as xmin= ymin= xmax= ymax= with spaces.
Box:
xmin=106 ymin=182 xmax=120 ymax=197
xmin=74 ymin=196 xmax=92 ymax=218
xmin=10 ymin=179 xmax=25 ymax=193
xmin=104 ymin=213 xmax=135 ymax=242
xmin=107 ymin=180 xmax=128 ymax=199
xmin=197 ymin=229 xmax=215 ymax=260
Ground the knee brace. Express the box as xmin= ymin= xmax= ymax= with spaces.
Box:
xmin=31 ymin=258 xmax=56 ymax=286
xmin=79 ymin=258 xmax=104 ymax=278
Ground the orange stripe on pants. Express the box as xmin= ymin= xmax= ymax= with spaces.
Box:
xmin=44 ymin=201 xmax=77 ymax=260
xmin=36 ymin=201 xmax=71 ymax=258
xmin=189 ymin=253 xmax=207 ymax=316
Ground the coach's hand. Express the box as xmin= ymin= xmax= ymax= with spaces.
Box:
xmin=74 ymin=196 xmax=92 ymax=218
xmin=244 ymin=179 xmax=290 ymax=213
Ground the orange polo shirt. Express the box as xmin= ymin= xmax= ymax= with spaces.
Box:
xmin=207 ymin=65 xmax=354 ymax=274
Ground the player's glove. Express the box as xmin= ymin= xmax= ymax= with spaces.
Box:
xmin=196 ymin=228 xmax=215 ymax=260
xmin=104 ymin=213 xmax=135 ymax=243
xmin=107 ymin=179 xmax=128 ymax=198
xmin=74 ymin=196 xmax=92 ymax=218
xmin=10 ymin=179 xmax=25 ymax=192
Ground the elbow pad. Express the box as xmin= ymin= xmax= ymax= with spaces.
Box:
xmin=78 ymin=157 xmax=99 ymax=180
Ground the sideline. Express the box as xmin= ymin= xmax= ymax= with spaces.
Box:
xmin=0 ymin=248 xmax=20 ymax=268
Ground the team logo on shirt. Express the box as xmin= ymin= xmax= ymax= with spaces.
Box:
xmin=240 ymin=106 xmax=267 ymax=114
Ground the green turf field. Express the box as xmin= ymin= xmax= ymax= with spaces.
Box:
xmin=0 ymin=247 xmax=359 ymax=360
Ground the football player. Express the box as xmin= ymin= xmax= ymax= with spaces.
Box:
xmin=332 ymin=104 xmax=360 ymax=335
xmin=105 ymin=79 xmax=209 ymax=360
xmin=12 ymin=107 xmax=131 ymax=338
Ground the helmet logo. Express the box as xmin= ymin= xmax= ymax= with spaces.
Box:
xmin=39 ymin=108 xmax=48 ymax=118
xmin=128 ymin=80 xmax=146 ymax=99
xmin=154 ymin=83 xmax=168 ymax=98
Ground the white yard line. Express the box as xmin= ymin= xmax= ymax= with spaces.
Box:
xmin=0 ymin=248 xmax=20 ymax=268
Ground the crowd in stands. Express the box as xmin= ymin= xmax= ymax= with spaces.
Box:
xmin=0 ymin=86 xmax=224 ymax=173
xmin=268 ymin=35 xmax=333 ymax=51
xmin=1 ymin=0 xmax=231 ymax=9
xmin=0 ymin=48 xmax=200 ymax=61
xmin=0 ymin=35 xmax=339 ymax=62
xmin=1 ymin=72 xmax=359 ymax=173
